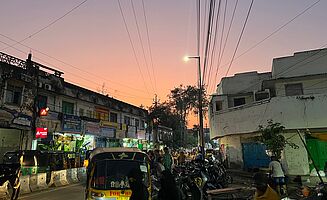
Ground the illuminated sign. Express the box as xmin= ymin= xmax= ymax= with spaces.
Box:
xmin=36 ymin=127 xmax=48 ymax=139
xmin=39 ymin=107 xmax=49 ymax=116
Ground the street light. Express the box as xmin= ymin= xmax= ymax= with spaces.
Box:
xmin=184 ymin=55 xmax=205 ymax=159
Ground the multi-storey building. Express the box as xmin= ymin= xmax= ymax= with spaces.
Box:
xmin=209 ymin=48 xmax=327 ymax=176
xmin=0 ymin=52 xmax=150 ymax=160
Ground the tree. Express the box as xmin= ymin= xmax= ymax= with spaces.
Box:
xmin=258 ymin=120 xmax=298 ymax=159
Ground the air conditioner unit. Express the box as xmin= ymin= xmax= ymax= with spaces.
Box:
xmin=254 ymin=89 xmax=270 ymax=101
xmin=44 ymin=84 xmax=52 ymax=91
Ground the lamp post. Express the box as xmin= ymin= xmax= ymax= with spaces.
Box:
xmin=184 ymin=55 xmax=205 ymax=159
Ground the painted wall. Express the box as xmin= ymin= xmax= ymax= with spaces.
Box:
xmin=282 ymin=131 xmax=310 ymax=175
xmin=220 ymin=135 xmax=243 ymax=168
xmin=272 ymin=48 xmax=327 ymax=79
xmin=210 ymin=93 xmax=327 ymax=138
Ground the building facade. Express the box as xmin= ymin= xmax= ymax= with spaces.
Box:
xmin=0 ymin=52 xmax=150 ymax=161
xmin=209 ymin=48 xmax=327 ymax=176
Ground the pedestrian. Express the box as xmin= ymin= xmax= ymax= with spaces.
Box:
xmin=162 ymin=147 xmax=173 ymax=172
xmin=253 ymin=172 xmax=280 ymax=200
xmin=177 ymin=151 xmax=186 ymax=165
xmin=269 ymin=156 xmax=285 ymax=195
xmin=128 ymin=168 xmax=149 ymax=200
xmin=158 ymin=170 xmax=181 ymax=200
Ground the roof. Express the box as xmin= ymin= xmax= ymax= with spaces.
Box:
xmin=89 ymin=147 xmax=144 ymax=161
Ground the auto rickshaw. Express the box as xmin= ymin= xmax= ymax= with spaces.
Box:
xmin=85 ymin=147 xmax=151 ymax=200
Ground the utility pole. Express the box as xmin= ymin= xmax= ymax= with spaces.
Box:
xmin=27 ymin=53 xmax=39 ymax=144
xmin=153 ymin=94 xmax=159 ymax=148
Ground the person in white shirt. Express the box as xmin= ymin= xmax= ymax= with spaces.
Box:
xmin=269 ymin=156 xmax=285 ymax=195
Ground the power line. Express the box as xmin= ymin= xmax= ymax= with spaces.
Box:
xmin=237 ymin=46 xmax=327 ymax=94
xmin=224 ymin=0 xmax=255 ymax=77
xmin=205 ymin=0 xmax=222 ymax=86
xmin=130 ymin=0 xmax=155 ymax=94
xmin=0 ymin=32 xmax=149 ymax=94
xmin=141 ymin=0 xmax=157 ymax=93
xmin=214 ymin=0 xmax=321 ymax=85
xmin=1 ymin=0 xmax=89 ymax=51
xmin=117 ymin=0 xmax=152 ymax=97
xmin=0 ymin=39 xmax=152 ymax=101
xmin=210 ymin=0 xmax=238 ymax=93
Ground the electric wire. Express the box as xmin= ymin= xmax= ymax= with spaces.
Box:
xmin=236 ymin=45 xmax=327 ymax=94
xmin=0 ymin=39 xmax=151 ymax=100
xmin=206 ymin=0 xmax=222 ymax=87
xmin=0 ymin=32 xmax=149 ymax=94
xmin=141 ymin=0 xmax=158 ymax=93
xmin=213 ymin=0 xmax=321 ymax=89
xmin=208 ymin=0 xmax=227 ymax=92
xmin=1 ymin=0 xmax=89 ymax=51
xmin=130 ymin=0 xmax=155 ymax=94
xmin=211 ymin=0 xmax=238 ymax=93
xmin=224 ymin=0 xmax=255 ymax=77
xmin=202 ymin=0 xmax=215 ymax=84
xmin=117 ymin=0 xmax=151 ymax=97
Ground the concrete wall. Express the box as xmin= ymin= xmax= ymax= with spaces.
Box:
xmin=218 ymin=71 xmax=271 ymax=95
xmin=210 ymin=94 xmax=327 ymax=138
xmin=220 ymin=135 xmax=243 ymax=168
xmin=272 ymin=48 xmax=327 ymax=79
xmin=282 ymin=131 xmax=310 ymax=175
xmin=275 ymin=77 xmax=327 ymax=97
xmin=0 ymin=128 xmax=22 ymax=162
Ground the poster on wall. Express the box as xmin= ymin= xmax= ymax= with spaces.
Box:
xmin=62 ymin=114 xmax=81 ymax=133
xmin=100 ymin=127 xmax=115 ymax=138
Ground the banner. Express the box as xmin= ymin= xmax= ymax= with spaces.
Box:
xmin=62 ymin=114 xmax=81 ymax=133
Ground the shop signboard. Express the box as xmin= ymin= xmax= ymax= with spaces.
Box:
xmin=84 ymin=121 xmax=100 ymax=135
xmin=62 ymin=114 xmax=81 ymax=133
xmin=36 ymin=127 xmax=48 ymax=139
xmin=137 ymin=130 xmax=146 ymax=140
xmin=38 ymin=119 xmax=61 ymax=133
xmin=116 ymin=130 xmax=126 ymax=139
xmin=100 ymin=120 xmax=120 ymax=129
xmin=100 ymin=127 xmax=115 ymax=138
xmin=127 ymin=126 xmax=136 ymax=138
xmin=12 ymin=114 xmax=32 ymax=128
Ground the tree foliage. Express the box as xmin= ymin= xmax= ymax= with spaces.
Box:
xmin=148 ymin=84 xmax=208 ymax=148
xmin=259 ymin=120 xmax=298 ymax=159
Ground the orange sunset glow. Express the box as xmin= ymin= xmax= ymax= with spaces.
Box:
xmin=1 ymin=0 xmax=326 ymax=127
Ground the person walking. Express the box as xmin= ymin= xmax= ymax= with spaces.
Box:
xmin=162 ymin=147 xmax=173 ymax=172
xmin=269 ymin=156 xmax=286 ymax=195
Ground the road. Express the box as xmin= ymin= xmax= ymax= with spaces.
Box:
xmin=19 ymin=184 xmax=85 ymax=200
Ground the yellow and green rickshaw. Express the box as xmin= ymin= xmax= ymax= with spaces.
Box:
xmin=85 ymin=147 xmax=151 ymax=200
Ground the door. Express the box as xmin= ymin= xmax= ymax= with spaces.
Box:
xmin=242 ymin=143 xmax=270 ymax=170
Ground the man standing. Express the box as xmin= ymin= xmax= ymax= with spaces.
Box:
xmin=269 ymin=156 xmax=285 ymax=195
xmin=162 ymin=147 xmax=173 ymax=172
xmin=253 ymin=172 xmax=280 ymax=200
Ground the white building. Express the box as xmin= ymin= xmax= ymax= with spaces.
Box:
xmin=209 ymin=48 xmax=327 ymax=175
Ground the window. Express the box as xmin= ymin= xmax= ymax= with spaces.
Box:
xmin=110 ymin=112 xmax=118 ymax=123
xmin=135 ymin=119 xmax=140 ymax=128
xmin=5 ymin=84 xmax=23 ymax=105
xmin=285 ymin=83 xmax=303 ymax=96
xmin=87 ymin=110 xmax=93 ymax=118
xmin=38 ymin=95 xmax=47 ymax=109
xmin=79 ymin=108 xmax=84 ymax=116
xmin=62 ymin=101 xmax=74 ymax=115
xmin=215 ymin=101 xmax=223 ymax=111
xmin=124 ymin=116 xmax=131 ymax=125
xmin=140 ymin=120 xmax=145 ymax=129
xmin=233 ymin=97 xmax=245 ymax=107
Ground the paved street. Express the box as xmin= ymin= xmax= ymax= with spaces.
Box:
xmin=19 ymin=184 xmax=85 ymax=200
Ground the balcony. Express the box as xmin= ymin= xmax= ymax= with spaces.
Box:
xmin=210 ymin=93 xmax=327 ymax=138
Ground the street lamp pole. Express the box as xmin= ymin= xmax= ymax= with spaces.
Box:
xmin=184 ymin=55 xmax=205 ymax=158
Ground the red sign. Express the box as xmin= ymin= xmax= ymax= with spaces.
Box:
xmin=39 ymin=108 xmax=49 ymax=116
xmin=36 ymin=127 xmax=48 ymax=138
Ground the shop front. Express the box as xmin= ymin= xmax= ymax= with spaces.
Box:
xmin=0 ymin=108 xmax=32 ymax=160
xmin=99 ymin=120 xmax=119 ymax=147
